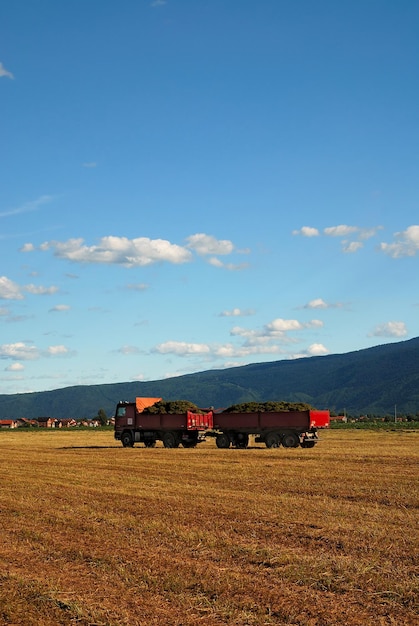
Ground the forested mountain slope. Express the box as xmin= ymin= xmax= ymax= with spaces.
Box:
xmin=0 ymin=337 xmax=418 ymax=419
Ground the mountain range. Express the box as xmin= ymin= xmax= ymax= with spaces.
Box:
xmin=0 ymin=337 xmax=418 ymax=419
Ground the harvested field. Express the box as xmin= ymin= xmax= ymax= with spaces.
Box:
xmin=0 ymin=429 xmax=418 ymax=625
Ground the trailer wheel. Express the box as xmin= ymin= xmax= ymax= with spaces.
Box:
xmin=163 ymin=431 xmax=180 ymax=448
xmin=215 ymin=433 xmax=231 ymax=449
xmin=234 ymin=433 xmax=249 ymax=449
xmin=265 ymin=432 xmax=281 ymax=448
xmin=282 ymin=432 xmax=300 ymax=448
xmin=121 ymin=432 xmax=134 ymax=448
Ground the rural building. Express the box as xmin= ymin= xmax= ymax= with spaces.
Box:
xmin=37 ymin=417 xmax=60 ymax=428
xmin=0 ymin=419 xmax=18 ymax=429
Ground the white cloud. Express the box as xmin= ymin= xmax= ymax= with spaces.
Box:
xmin=36 ymin=236 xmax=193 ymax=267
xmin=0 ymin=276 xmax=24 ymax=300
xmin=380 ymin=225 xmax=419 ymax=258
xmin=342 ymin=241 xmax=363 ymax=253
xmin=0 ymin=62 xmax=14 ymax=79
xmin=47 ymin=345 xmax=70 ymax=356
xmin=24 ymin=284 xmax=59 ymax=296
xmin=0 ymin=342 xmax=72 ymax=361
xmin=82 ymin=162 xmax=97 ymax=168
xmin=153 ymin=341 xmax=211 ymax=356
xmin=20 ymin=243 xmax=35 ymax=252
xmin=27 ymin=233 xmax=246 ymax=268
xmin=292 ymin=226 xmax=319 ymax=237
xmin=265 ymin=318 xmax=303 ymax=333
xmin=369 ymin=321 xmax=408 ymax=338
xmin=307 ymin=343 xmax=329 ymax=356
xmin=49 ymin=304 xmax=71 ymax=312
xmin=304 ymin=298 xmax=328 ymax=309
xmin=0 ymin=342 xmax=39 ymax=360
xmin=5 ymin=362 xmax=25 ymax=372
xmin=324 ymin=225 xmax=359 ymax=237
xmin=303 ymin=298 xmax=346 ymax=310
xmin=186 ymin=233 xmax=234 ymax=255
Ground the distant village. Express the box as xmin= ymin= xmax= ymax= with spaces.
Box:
xmin=0 ymin=416 xmax=115 ymax=429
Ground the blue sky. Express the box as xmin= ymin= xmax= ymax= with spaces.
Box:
xmin=1 ymin=0 xmax=418 ymax=395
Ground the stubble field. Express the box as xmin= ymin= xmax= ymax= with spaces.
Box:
xmin=0 ymin=429 xmax=417 ymax=625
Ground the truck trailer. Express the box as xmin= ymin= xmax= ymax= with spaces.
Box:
xmin=114 ymin=399 xmax=330 ymax=449
xmin=212 ymin=409 xmax=330 ymax=449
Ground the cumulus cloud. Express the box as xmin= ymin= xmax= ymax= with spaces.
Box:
xmin=35 ymin=236 xmax=192 ymax=267
xmin=292 ymin=226 xmax=320 ymax=237
xmin=186 ymin=233 xmax=234 ymax=255
xmin=303 ymin=298 xmax=345 ymax=310
xmin=5 ymin=362 xmax=24 ymax=372
xmin=25 ymin=233 xmax=246 ymax=269
xmin=293 ymin=223 xmax=383 ymax=253
xmin=369 ymin=321 xmax=408 ymax=338
xmin=0 ymin=276 xmax=24 ymax=300
xmin=0 ymin=342 xmax=39 ymax=360
xmin=264 ymin=318 xmax=322 ymax=335
xmin=47 ymin=345 xmax=69 ymax=356
xmin=49 ymin=304 xmax=71 ymax=313
xmin=380 ymin=225 xmax=419 ymax=258
xmin=307 ymin=343 xmax=329 ymax=356
xmin=153 ymin=341 xmax=211 ymax=356
xmin=0 ymin=62 xmax=14 ymax=79
xmin=0 ymin=342 xmax=72 ymax=360
xmin=0 ymin=277 xmax=59 ymax=300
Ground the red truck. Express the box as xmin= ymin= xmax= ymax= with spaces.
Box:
xmin=114 ymin=400 xmax=213 ymax=448
xmin=114 ymin=399 xmax=329 ymax=449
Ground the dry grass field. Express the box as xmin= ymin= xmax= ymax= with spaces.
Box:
xmin=0 ymin=428 xmax=417 ymax=626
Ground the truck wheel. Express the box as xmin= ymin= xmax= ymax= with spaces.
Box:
xmin=265 ymin=432 xmax=281 ymax=448
xmin=301 ymin=440 xmax=316 ymax=448
xmin=121 ymin=432 xmax=133 ymax=448
xmin=282 ymin=432 xmax=300 ymax=448
xmin=163 ymin=431 xmax=180 ymax=448
xmin=216 ymin=433 xmax=231 ymax=449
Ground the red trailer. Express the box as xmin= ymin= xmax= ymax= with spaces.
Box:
xmin=114 ymin=400 xmax=213 ymax=448
xmin=212 ymin=409 xmax=330 ymax=449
